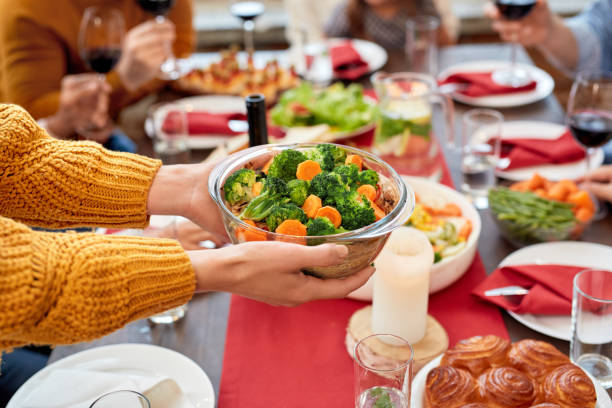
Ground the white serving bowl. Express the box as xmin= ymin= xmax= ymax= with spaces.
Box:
xmin=347 ymin=176 xmax=481 ymax=300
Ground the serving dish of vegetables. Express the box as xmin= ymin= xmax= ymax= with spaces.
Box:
xmin=208 ymin=143 xmax=414 ymax=279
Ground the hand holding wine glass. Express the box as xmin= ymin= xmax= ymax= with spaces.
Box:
xmin=484 ymin=0 xmax=554 ymax=46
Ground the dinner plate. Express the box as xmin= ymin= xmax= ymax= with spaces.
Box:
xmin=498 ymin=241 xmax=612 ymax=341
xmin=438 ymin=60 xmax=555 ymax=108
xmin=347 ymin=176 xmax=481 ymax=300
xmin=295 ymin=38 xmax=388 ymax=82
xmin=8 ymin=343 xmax=215 ymax=408
xmin=494 ymin=121 xmax=604 ymax=181
xmin=411 ymin=355 xmax=612 ymax=408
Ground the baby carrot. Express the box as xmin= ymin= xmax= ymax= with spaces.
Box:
xmin=315 ymin=206 xmax=342 ymax=228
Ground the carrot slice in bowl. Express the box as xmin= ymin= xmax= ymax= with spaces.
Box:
xmin=315 ymin=206 xmax=342 ymax=228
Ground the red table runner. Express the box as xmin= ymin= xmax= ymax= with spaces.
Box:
xmin=218 ymin=142 xmax=508 ymax=408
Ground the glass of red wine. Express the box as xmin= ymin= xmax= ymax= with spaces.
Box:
xmin=229 ymin=1 xmax=266 ymax=55
xmin=492 ymin=0 xmax=537 ymax=87
xmin=136 ymin=0 xmax=182 ymax=80
xmin=78 ymin=6 xmax=125 ymax=133
xmin=567 ymin=70 xmax=612 ymax=219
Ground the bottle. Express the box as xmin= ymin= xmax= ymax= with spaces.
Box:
xmin=245 ymin=94 xmax=268 ymax=147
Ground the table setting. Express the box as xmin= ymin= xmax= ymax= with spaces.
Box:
xmin=10 ymin=3 xmax=612 ymax=407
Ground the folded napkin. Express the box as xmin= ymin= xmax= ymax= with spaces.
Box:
xmin=330 ymin=42 xmax=369 ymax=80
xmin=21 ymin=360 xmax=194 ymax=408
xmin=163 ymin=111 xmax=246 ymax=136
xmin=439 ymin=72 xmax=537 ymax=98
xmin=472 ymin=264 xmax=586 ymax=315
xmin=500 ymin=130 xmax=586 ymax=170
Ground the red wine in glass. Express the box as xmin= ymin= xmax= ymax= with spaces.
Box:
xmin=82 ymin=47 xmax=122 ymax=74
xmin=137 ymin=0 xmax=175 ymax=16
xmin=568 ymin=111 xmax=612 ymax=148
xmin=230 ymin=1 xmax=265 ymax=21
xmin=495 ymin=0 xmax=537 ymax=20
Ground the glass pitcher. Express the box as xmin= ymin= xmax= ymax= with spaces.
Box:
xmin=372 ymin=72 xmax=454 ymax=180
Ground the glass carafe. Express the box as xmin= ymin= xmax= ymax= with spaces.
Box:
xmin=372 ymin=72 xmax=454 ymax=180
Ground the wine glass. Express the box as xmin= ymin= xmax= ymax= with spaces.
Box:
xmin=229 ymin=0 xmax=266 ymax=55
xmin=90 ymin=390 xmax=149 ymax=408
xmin=136 ymin=0 xmax=182 ymax=80
xmin=567 ymin=70 xmax=612 ymax=219
xmin=78 ymin=6 xmax=125 ymax=133
xmin=491 ymin=0 xmax=537 ymax=87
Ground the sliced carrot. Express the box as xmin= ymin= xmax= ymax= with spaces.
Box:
xmin=315 ymin=206 xmax=342 ymax=228
xmin=534 ymin=188 xmax=548 ymax=199
xmin=357 ymin=184 xmax=377 ymax=202
xmin=238 ymin=219 xmax=267 ymax=242
xmin=547 ymin=182 xmax=569 ymax=202
xmin=458 ymin=219 xmax=473 ymax=241
xmin=526 ymin=173 xmax=546 ymax=191
xmin=345 ymin=154 xmax=363 ymax=170
xmin=262 ymin=157 xmax=274 ymax=174
xmin=558 ymin=179 xmax=578 ymax=194
xmin=567 ymin=190 xmax=594 ymax=211
xmin=575 ymin=207 xmax=594 ymax=223
xmin=275 ymin=219 xmax=307 ymax=236
xmin=370 ymin=201 xmax=386 ymax=221
xmin=435 ymin=203 xmax=462 ymax=217
xmin=252 ymin=181 xmax=263 ymax=197
xmin=302 ymin=194 xmax=322 ymax=218
xmin=296 ymin=160 xmax=322 ymax=181
xmin=510 ymin=180 xmax=529 ymax=192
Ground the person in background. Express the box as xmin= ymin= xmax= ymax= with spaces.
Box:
xmin=323 ymin=0 xmax=459 ymax=51
xmin=484 ymin=0 xmax=611 ymax=74
xmin=0 ymin=0 xmax=195 ymax=150
xmin=0 ymin=104 xmax=375 ymax=404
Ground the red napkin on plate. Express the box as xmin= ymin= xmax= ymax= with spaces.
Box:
xmin=439 ymin=72 xmax=537 ymax=98
xmin=330 ymin=41 xmax=370 ymax=80
xmin=163 ymin=111 xmax=245 ymax=136
xmin=472 ymin=264 xmax=586 ymax=315
xmin=500 ymin=130 xmax=585 ymax=170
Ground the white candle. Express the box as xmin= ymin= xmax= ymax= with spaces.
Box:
xmin=371 ymin=227 xmax=434 ymax=345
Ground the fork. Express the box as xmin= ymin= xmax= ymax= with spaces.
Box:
xmin=484 ymin=285 xmax=529 ymax=306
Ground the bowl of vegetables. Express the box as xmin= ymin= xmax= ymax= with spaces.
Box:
xmin=489 ymin=174 xmax=595 ymax=248
xmin=208 ymin=143 xmax=414 ymax=279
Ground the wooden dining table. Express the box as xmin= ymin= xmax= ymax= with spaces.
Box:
xmin=48 ymin=43 xmax=612 ymax=401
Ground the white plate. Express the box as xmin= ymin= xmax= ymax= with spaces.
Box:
xmin=494 ymin=121 xmax=604 ymax=181
xmin=347 ymin=176 xmax=481 ymax=301
xmin=438 ymin=60 xmax=554 ymax=108
xmin=145 ymin=95 xmax=246 ymax=150
xmin=498 ymin=241 xmax=612 ymax=341
xmin=411 ymin=355 xmax=612 ymax=408
xmin=296 ymin=38 xmax=388 ymax=81
xmin=8 ymin=344 xmax=215 ymax=408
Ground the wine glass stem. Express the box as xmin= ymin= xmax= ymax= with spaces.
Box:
xmin=155 ymin=15 xmax=175 ymax=60
xmin=510 ymin=42 xmax=518 ymax=76
xmin=243 ymin=20 xmax=255 ymax=55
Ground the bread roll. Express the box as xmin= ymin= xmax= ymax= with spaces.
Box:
xmin=441 ymin=335 xmax=510 ymax=376
xmin=478 ymin=367 xmax=537 ymax=408
xmin=539 ymin=364 xmax=596 ymax=408
xmin=425 ymin=366 xmax=479 ymax=408
xmin=508 ymin=340 xmax=569 ymax=381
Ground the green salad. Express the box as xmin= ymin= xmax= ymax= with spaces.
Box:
xmin=270 ymin=82 xmax=376 ymax=132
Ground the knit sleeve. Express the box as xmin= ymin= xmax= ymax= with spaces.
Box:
xmin=0 ymin=104 xmax=161 ymax=229
xmin=0 ymin=216 xmax=194 ymax=351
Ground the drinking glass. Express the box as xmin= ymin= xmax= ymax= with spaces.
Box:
xmin=405 ymin=16 xmax=439 ymax=76
xmin=461 ymin=109 xmax=503 ymax=209
xmin=567 ymin=70 xmax=612 ymax=219
xmin=230 ymin=0 xmax=266 ymax=55
xmin=136 ymin=0 xmax=182 ymax=79
xmin=570 ymin=269 xmax=612 ymax=389
xmin=78 ymin=6 xmax=125 ymax=134
xmin=491 ymin=0 xmax=536 ymax=87
xmin=354 ymin=334 xmax=413 ymax=408
xmin=90 ymin=390 xmax=150 ymax=408
xmin=150 ymin=102 xmax=191 ymax=165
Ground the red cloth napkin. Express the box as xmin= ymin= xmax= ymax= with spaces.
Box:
xmin=472 ymin=264 xmax=586 ymax=315
xmin=218 ymin=153 xmax=508 ymax=408
xmin=163 ymin=111 xmax=245 ymax=136
xmin=330 ymin=41 xmax=370 ymax=80
xmin=500 ymin=130 xmax=586 ymax=170
xmin=439 ymin=71 xmax=537 ymax=98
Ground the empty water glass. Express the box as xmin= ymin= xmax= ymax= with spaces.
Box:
xmin=405 ymin=16 xmax=440 ymax=76
xmin=570 ymin=269 xmax=612 ymax=389
xmin=90 ymin=390 xmax=149 ymax=408
xmin=151 ymin=102 xmax=191 ymax=165
xmin=461 ymin=109 xmax=503 ymax=209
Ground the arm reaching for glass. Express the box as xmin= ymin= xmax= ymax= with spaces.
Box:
xmin=577 ymin=165 xmax=612 ymax=203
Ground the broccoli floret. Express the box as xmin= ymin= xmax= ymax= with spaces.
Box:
xmin=305 ymin=144 xmax=347 ymax=171
xmin=266 ymin=203 xmax=307 ymax=232
xmin=358 ymin=169 xmax=379 ymax=187
xmin=240 ymin=177 xmax=288 ymax=221
xmin=287 ymin=179 xmax=309 ymax=206
xmin=335 ymin=191 xmax=376 ymax=230
xmin=307 ymin=216 xmax=337 ymax=236
xmin=309 ymin=171 xmax=348 ymax=204
xmin=223 ymin=168 xmax=256 ymax=205
xmin=318 ymin=143 xmax=346 ymax=166
xmin=267 ymin=149 xmax=307 ymax=181
xmin=334 ymin=164 xmax=359 ymax=186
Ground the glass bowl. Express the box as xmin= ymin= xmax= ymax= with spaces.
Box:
xmin=208 ymin=143 xmax=415 ymax=279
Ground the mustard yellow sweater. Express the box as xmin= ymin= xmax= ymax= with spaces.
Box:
xmin=0 ymin=104 xmax=195 ymax=352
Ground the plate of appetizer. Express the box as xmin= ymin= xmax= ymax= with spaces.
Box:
xmin=411 ymin=335 xmax=611 ymax=408
xmin=348 ymin=176 xmax=481 ymax=300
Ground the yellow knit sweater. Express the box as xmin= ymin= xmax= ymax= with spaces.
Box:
xmin=0 ymin=104 xmax=195 ymax=352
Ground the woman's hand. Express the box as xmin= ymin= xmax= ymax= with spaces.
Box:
xmin=144 ymin=220 xmax=223 ymax=250
xmin=484 ymin=0 xmax=555 ymax=46
xmin=577 ymin=165 xmax=612 ymax=203
xmin=188 ymin=242 xmax=375 ymax=306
